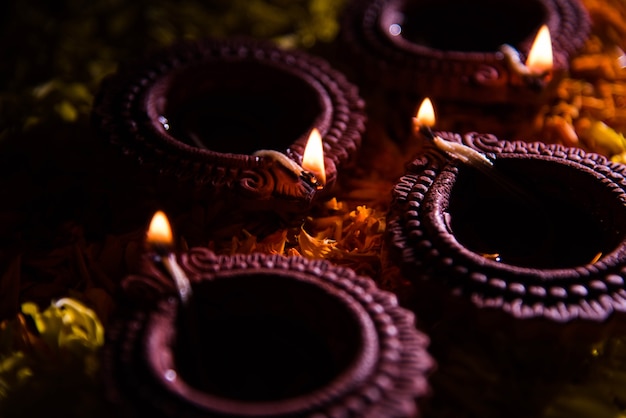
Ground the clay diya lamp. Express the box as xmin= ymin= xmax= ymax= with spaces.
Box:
xmin=339 ymin=0 xmax=590 ymax=139
xmin=387 ymin=131 xmax=626 ymax=332
xmin=103 ymin=247 xmax=434 ymax=418
xmin=91 ymin=38 xmax=366 ymax=239
xmin=386 ymin=133 xmax=626 ymax=350
xmin=385 ymin=132 xmax=626 ymax=415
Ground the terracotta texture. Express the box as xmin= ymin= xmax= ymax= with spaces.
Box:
xmin=341 ymin=0 xmax=590 ymax=104
xmin=92 ymin=37 xmax=366 ymax=227
xmin=104 ymin=248 xmax=434 ymax=418
xmin=387 ymin=132 xmax=626 ymax=324
xmin=337 ymin=0 xmax=591 ymax=141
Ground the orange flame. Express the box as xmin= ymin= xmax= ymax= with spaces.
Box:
xmin=147 ymin=210 xmax=173 ymax=247
xmin=415 ymin=97 xmax=436 ymax=128
xmin=302 ymin=128 xmax=326 ymax=185
xmin=526 ymin=25 xmax=553 ymax=75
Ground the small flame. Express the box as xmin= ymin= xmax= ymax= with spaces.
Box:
xmin=302 ymin=128 xmax=326 ymax=185
xmin=526 ymin=25 xmax=553 ymax=75
xmin=415 ymin=97 xmax=436 ymax=128
xmin=147 ymin=210 xmax=173 ymax=247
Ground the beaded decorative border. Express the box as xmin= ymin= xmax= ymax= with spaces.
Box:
xmin=387 ymin=132 xmax=626 ymax=322
xmin=106 ymin=248 xmax=434 ymax=417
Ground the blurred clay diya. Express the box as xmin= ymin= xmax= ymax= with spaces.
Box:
xmin=340 ymin=0 xmax=590 ymax=138
xmin=104 ymin=248 xmax=434 ymax=418
xmin=91 ymin=38 xmax=366 ymax=232
xmin=386 ymin=132 xmax=626 ymax=335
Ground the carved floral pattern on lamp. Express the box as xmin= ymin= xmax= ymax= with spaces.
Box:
xmin=104 ymin=248 xmax=434 ymax=418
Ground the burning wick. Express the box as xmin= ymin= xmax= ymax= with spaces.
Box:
xmin=147 ymin=211 xmax=192 ymax=305
xmin=253 ymin=128 xmax=326 ymax=189
xmin=414 ymin=98 xmax=544 ymax=234
xmin=500 ymin=24 xmax=553 ymax=79
xmin=414 ymin=98 xmax=493 ymax=169
xmin=302 ymin=128 xmax=326 ymax=187
xmin=413 ymin=97 xmax=437 ymax=139
xmin=147 ymin=211 xmax=207 ymax=387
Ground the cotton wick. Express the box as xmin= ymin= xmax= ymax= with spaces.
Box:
xmin=430 ymin=134 xmax=547 ymax=215
xmin=254 ymin=150 xmax=303 ymax=177
xmin=421 ymin=127 xmax=436 ymax=140
xmin=253 ymin=149 xmax=323 ymax=189
xmin=499 ymin=43 xmax=552 ymax=88
xmin=157 ymin=252 xmax=192 ymax=304
xmin=500 ymin=44 xmax=533 ymax=76
xmin=432 ymin=136 xmax=494 ymax=169
xmin=414 ymin=119 xmax=493 ymax=169
xmin=147 ymin=211 xmax=193 ymax=305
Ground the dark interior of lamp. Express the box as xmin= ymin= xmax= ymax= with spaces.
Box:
xmin=448 ymin=158 xmax=626 ymax=269
xmin=155 ymin=61 xmax=324 ymax=154
xmin=173 ymin=273 xmax=362 ymax=401
xmin=388 ymin=0 xmax=547 ymax=52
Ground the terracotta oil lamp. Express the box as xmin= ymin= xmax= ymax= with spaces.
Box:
xmin=387 ymin=131 xmax=626 ymax=337
xmin=104 ymin=247 xmax=435 ymax=418
xmin=340 ymin=0 xmax=590 ymax=139
xmin=92 ymin=38 xmax=366 ymax=238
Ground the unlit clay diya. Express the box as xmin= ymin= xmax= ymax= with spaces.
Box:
xmin=104 ymin=248 xmax=434 ymax=418
xmin=91 ymin=37 xmax=366 ymax=233
xmin=340 ymin=0 xmax=591 ymax=139
xmin=386 ymin=132 xmax=626 ymax=333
